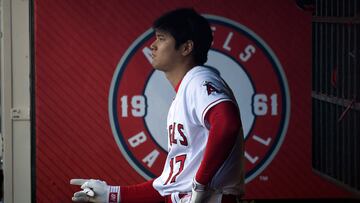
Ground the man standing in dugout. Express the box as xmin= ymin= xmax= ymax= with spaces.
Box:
xmin=71 ymin=8 xmax=245 ymax=203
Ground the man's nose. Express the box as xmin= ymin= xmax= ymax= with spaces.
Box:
xmin=150 ymin=41 xmax=156 ymax=50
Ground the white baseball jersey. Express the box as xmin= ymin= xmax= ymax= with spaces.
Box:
xmin=153 ymin=66 xmax=244 ymax=201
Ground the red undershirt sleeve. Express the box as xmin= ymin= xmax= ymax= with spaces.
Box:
xmin=195 ymin=101 xmax=242 ymax=185
xmin=120 ymin=179 xmax=163 ymax=203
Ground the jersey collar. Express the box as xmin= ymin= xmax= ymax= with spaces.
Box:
xmin=175 ymin=79 xmax=183 ymax=93
xmin=175 ymin=66 xmax=203 ymax=93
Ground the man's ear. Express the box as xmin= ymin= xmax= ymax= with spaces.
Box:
xmin=181 ymin=40 xmax=194 ymax=56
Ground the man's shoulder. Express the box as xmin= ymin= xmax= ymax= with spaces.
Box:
xmin=186 ymin=66 xmax=221 ymax=85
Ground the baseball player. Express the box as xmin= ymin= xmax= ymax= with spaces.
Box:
xmin=71 ymin=8 xmax=244 ymax=203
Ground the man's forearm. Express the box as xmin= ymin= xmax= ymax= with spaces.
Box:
xmin=120 ymin=179 xmax=163 ymax=203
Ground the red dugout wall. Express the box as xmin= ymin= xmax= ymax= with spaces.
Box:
xmin=34 ymin=0 xmax=353 ymax=202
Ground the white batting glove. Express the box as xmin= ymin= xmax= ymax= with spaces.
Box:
xmin=70 ymin=179 xmax=120 ymax=203
xmin=190 ymin=179 xmax=212 ymax=203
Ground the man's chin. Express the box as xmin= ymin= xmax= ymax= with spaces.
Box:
xmin=151 ymin=63 xmax=158 ymax=69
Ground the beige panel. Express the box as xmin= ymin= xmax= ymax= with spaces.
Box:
xmin=1 ymin=0 xmax=31 ymax=202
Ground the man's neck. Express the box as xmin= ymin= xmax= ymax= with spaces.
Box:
xmin=165 ymin=62 xmax=197 ymax=89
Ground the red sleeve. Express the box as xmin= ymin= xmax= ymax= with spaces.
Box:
xmin=120 ymin=180 xmax=163 ymax=203
xmin=195 ymin=101 xmax=242 ymax=185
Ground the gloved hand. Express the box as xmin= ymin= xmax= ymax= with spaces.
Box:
xmin=190 ymin=179 xmax=212 ymax=203
xmin=70 ymin=179 xmax=120 ymax=203
xmin=179 ymin=194 xmax=191 ymax=203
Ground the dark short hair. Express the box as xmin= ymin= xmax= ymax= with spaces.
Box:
xmin=153 ymin=8 xmax=213 ymax=65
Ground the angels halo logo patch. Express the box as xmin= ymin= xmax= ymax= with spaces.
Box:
xmin=109 ymin=15 xmax=290 ymax=182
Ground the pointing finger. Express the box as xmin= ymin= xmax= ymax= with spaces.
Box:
xmin=70 ymin=179 xmax=89 ymax=186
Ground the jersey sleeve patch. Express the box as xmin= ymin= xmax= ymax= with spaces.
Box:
xmin=189 ymin=74 xmax=234 ymax=127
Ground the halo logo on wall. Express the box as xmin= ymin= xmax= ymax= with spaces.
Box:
xmin=109 ymin=15 xmax=290 ymax=182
